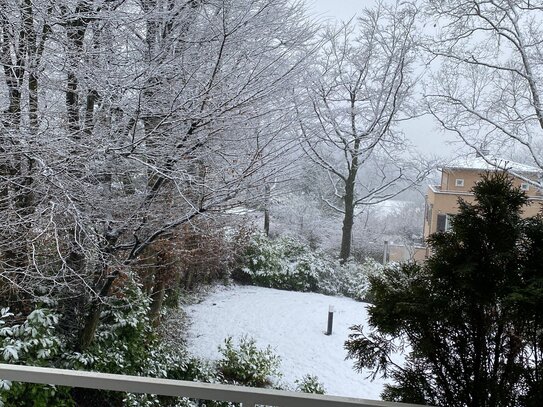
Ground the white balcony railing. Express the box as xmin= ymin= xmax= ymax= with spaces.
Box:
xmin=0 ymin=363 xmax=426 ymax=407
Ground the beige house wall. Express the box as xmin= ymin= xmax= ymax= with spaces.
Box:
xmin=389 ymin=245 xmax=428 ymax=264
xmin=443 ymin=169 xmax=486 ymax=192
xmin=425 ymin=169 xmax=543 ymax=239
xmin=389 ymin=168 xmax=543 ymax=265
xmin=424 ymin=188 xmax=474 ymax=240
xmin=443 ymin=168 xmax=542 ymax=195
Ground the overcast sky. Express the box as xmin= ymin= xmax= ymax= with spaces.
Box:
xmin=305 ymin=0 xmax=458 ymax=158
xmin=308 ymin=0 xmax=367 ymax=21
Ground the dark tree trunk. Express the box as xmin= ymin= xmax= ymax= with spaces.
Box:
xmin=264 ymin=208 xmax=270 ymax=236
xmin=149 ymin=278 xmax=166 ymax=328
xmin=28 ymin=72 xmax=39 ymax=131
xmin=66 ymin=71 xmax=80 ymax=133
xmin=339 ymin=97 xmax=361 ymax=264
xmin=84 ymin=89 xmax=98 ymax=134
xmin=76 ymin=233 xmax=118 ymax=351
xmin=78 ymin=302 xmax=101 ymax=351
xmin=6 ymin=88 xmax=22 ymax=127
xmin=0 ymin=1 xmax=42 ymax=309
xmin=65 ymin=3 xmax=89 ymax=136
xmin=340 ymin=178 xmax=355 ymax=263
xmin=263 ymin=183 xmax=270 ymax=236
xmin=23 ymin=0 xmax=41 ymax=132
xmin=78 ymin=270 xmax=115 ymax=351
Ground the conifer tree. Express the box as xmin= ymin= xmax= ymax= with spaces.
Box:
xmin=346 ymin=172 xmax=543 ymax=406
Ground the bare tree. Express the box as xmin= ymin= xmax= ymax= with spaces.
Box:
xmin=296 ymin=2 xmax=426 ymax=263
xmin=424 ymin=1 xmax=543 ymax=179
xmin=0 ymin=0 xmax=53 ymax=311
xmin=0 ymin=0 xmax=316 ymax=349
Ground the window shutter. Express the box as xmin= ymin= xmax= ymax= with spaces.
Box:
xmin=437 ymin=214 xmax=447 ymax=232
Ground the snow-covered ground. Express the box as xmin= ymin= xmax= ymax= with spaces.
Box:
xmin=184 ymin=285 xmax=392 ymax=400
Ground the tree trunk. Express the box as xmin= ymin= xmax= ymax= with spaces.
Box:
xmin=65 ymin=8 xmax=88 ymax=136
xmin=84 ymin=89 xmax=98 ymax=135
xmin=149 ymin=278 xmax=166 ymax=328
xmin=263 ymin=183 xmax=270 ymax=236
xmin=0 ymin=17 xmax=29 ymax=302
xmin=23 ymin=0 xmax=40 ymax=132
xmin=77 ymin=271 xmax=115 ymax=351
xmin=340 ymin=179 xmax=355 ymax=263
xmin=28 ymin=72 xmax=39 ymax=131
xmin=339 ymin=93 xmax=361 ymax=264
xmin=264 ymin=208 xmax=270 ymax=236
xmin=66 ymin=71 xmax=80 ymax=133
xmin=78 ymin=302 xmax=101 ymax=351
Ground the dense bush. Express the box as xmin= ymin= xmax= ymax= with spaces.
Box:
xmin=66 ymin=276 xmax=193 ymax=406
xmin=346 ymin=174 xmax=543 ymax=406
xmin=217 ymin=336 xmax=282 ymax=388
xmin=0 ymin=275 xmax=203 ymax=407
xmin=295 ymin=375 xmax=325 ymax=394
xmin=0 ymin=308 xmax=74 ymax=407
xmin=234 ymin=234 xmax=382 ymax=301
xmin=334 ymin=259 xmax=383 ymax=302
xmin=233 ymin=234 xmax=320 ymax=291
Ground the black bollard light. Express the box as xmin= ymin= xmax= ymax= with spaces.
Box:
xmin=325 ymin=305 xmax=334 ymax=335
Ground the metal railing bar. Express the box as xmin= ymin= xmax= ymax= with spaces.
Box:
xmin=0 ymin=364 xmax=424 ymax=407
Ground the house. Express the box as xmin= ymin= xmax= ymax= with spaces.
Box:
xmin=388 ymin=156 xmax=543 ymax=263
xmin=424 ymin=156 xmax=543 ymax=239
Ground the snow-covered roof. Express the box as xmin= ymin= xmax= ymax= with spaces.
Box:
xmin=444 ymin=156 xmax=543 ymax=174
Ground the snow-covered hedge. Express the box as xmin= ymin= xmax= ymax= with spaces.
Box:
xmin=234 ymin=234 xmax=383 ymax=301
xmin=233 ymin=234 xmax=320 ymax=292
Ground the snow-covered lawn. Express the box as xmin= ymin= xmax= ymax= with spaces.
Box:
xmin=184 ymin=285 xmax=392 ymax=400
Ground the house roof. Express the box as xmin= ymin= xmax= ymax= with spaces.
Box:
xmin=444 ymin=156 xmax=543 ymax=175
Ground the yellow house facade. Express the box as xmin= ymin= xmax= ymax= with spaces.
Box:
xmin=389 ymin=156 xmax=543 ymax=263
xmin=424 ymin=157 xmax=543 ymax=241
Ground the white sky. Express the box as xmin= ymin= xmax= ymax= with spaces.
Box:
xmin=308 ymin=0 xmax=369 ymax=21
xmin=305 ymin=0 xmax=458 ymax=158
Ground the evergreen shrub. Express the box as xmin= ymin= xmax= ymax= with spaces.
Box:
xmin=346 ymin=173 xmax=543 ymax=406
xmin=217 ymin=336 xmax=281 ymax=388
xmin=234 ymin=234 xmax=382 ymax=301
xmin=295 ymin=374 xmax=326 ymax=394
xmin=0 ymin=308 xmax=74 ymax=407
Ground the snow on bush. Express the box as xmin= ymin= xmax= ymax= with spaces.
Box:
xmin=295 ymin=374 xmax=326 ymax=394
xmin=335 ymin=260 xmax=383 ymax=302
xmin=234 ymin=234 xmax=383 ymax=301
xmin=217 ymin=336 xmax=282 ymax=388
xmin=0 ymin=307 xmax=73 ymax=406
xmin=234 ymin=234 xmax=321 ymax=292
xmin=0 ymin=276 xmax=207 ymax=407
xmin=0 ymin=308 xmax=62 ymax=364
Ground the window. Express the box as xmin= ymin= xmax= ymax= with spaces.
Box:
xmin=437 ymin=213 xmax=455 ymax=232
xmin=437 ymin=214 xmax=446 ymax=232
xmin=455 ymin=178 xmax=464 ymax=187
xmin=521 ymin=183 xmax=530 ymax=191
xmin=445 ymin=214 xmax=455 ymax=231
